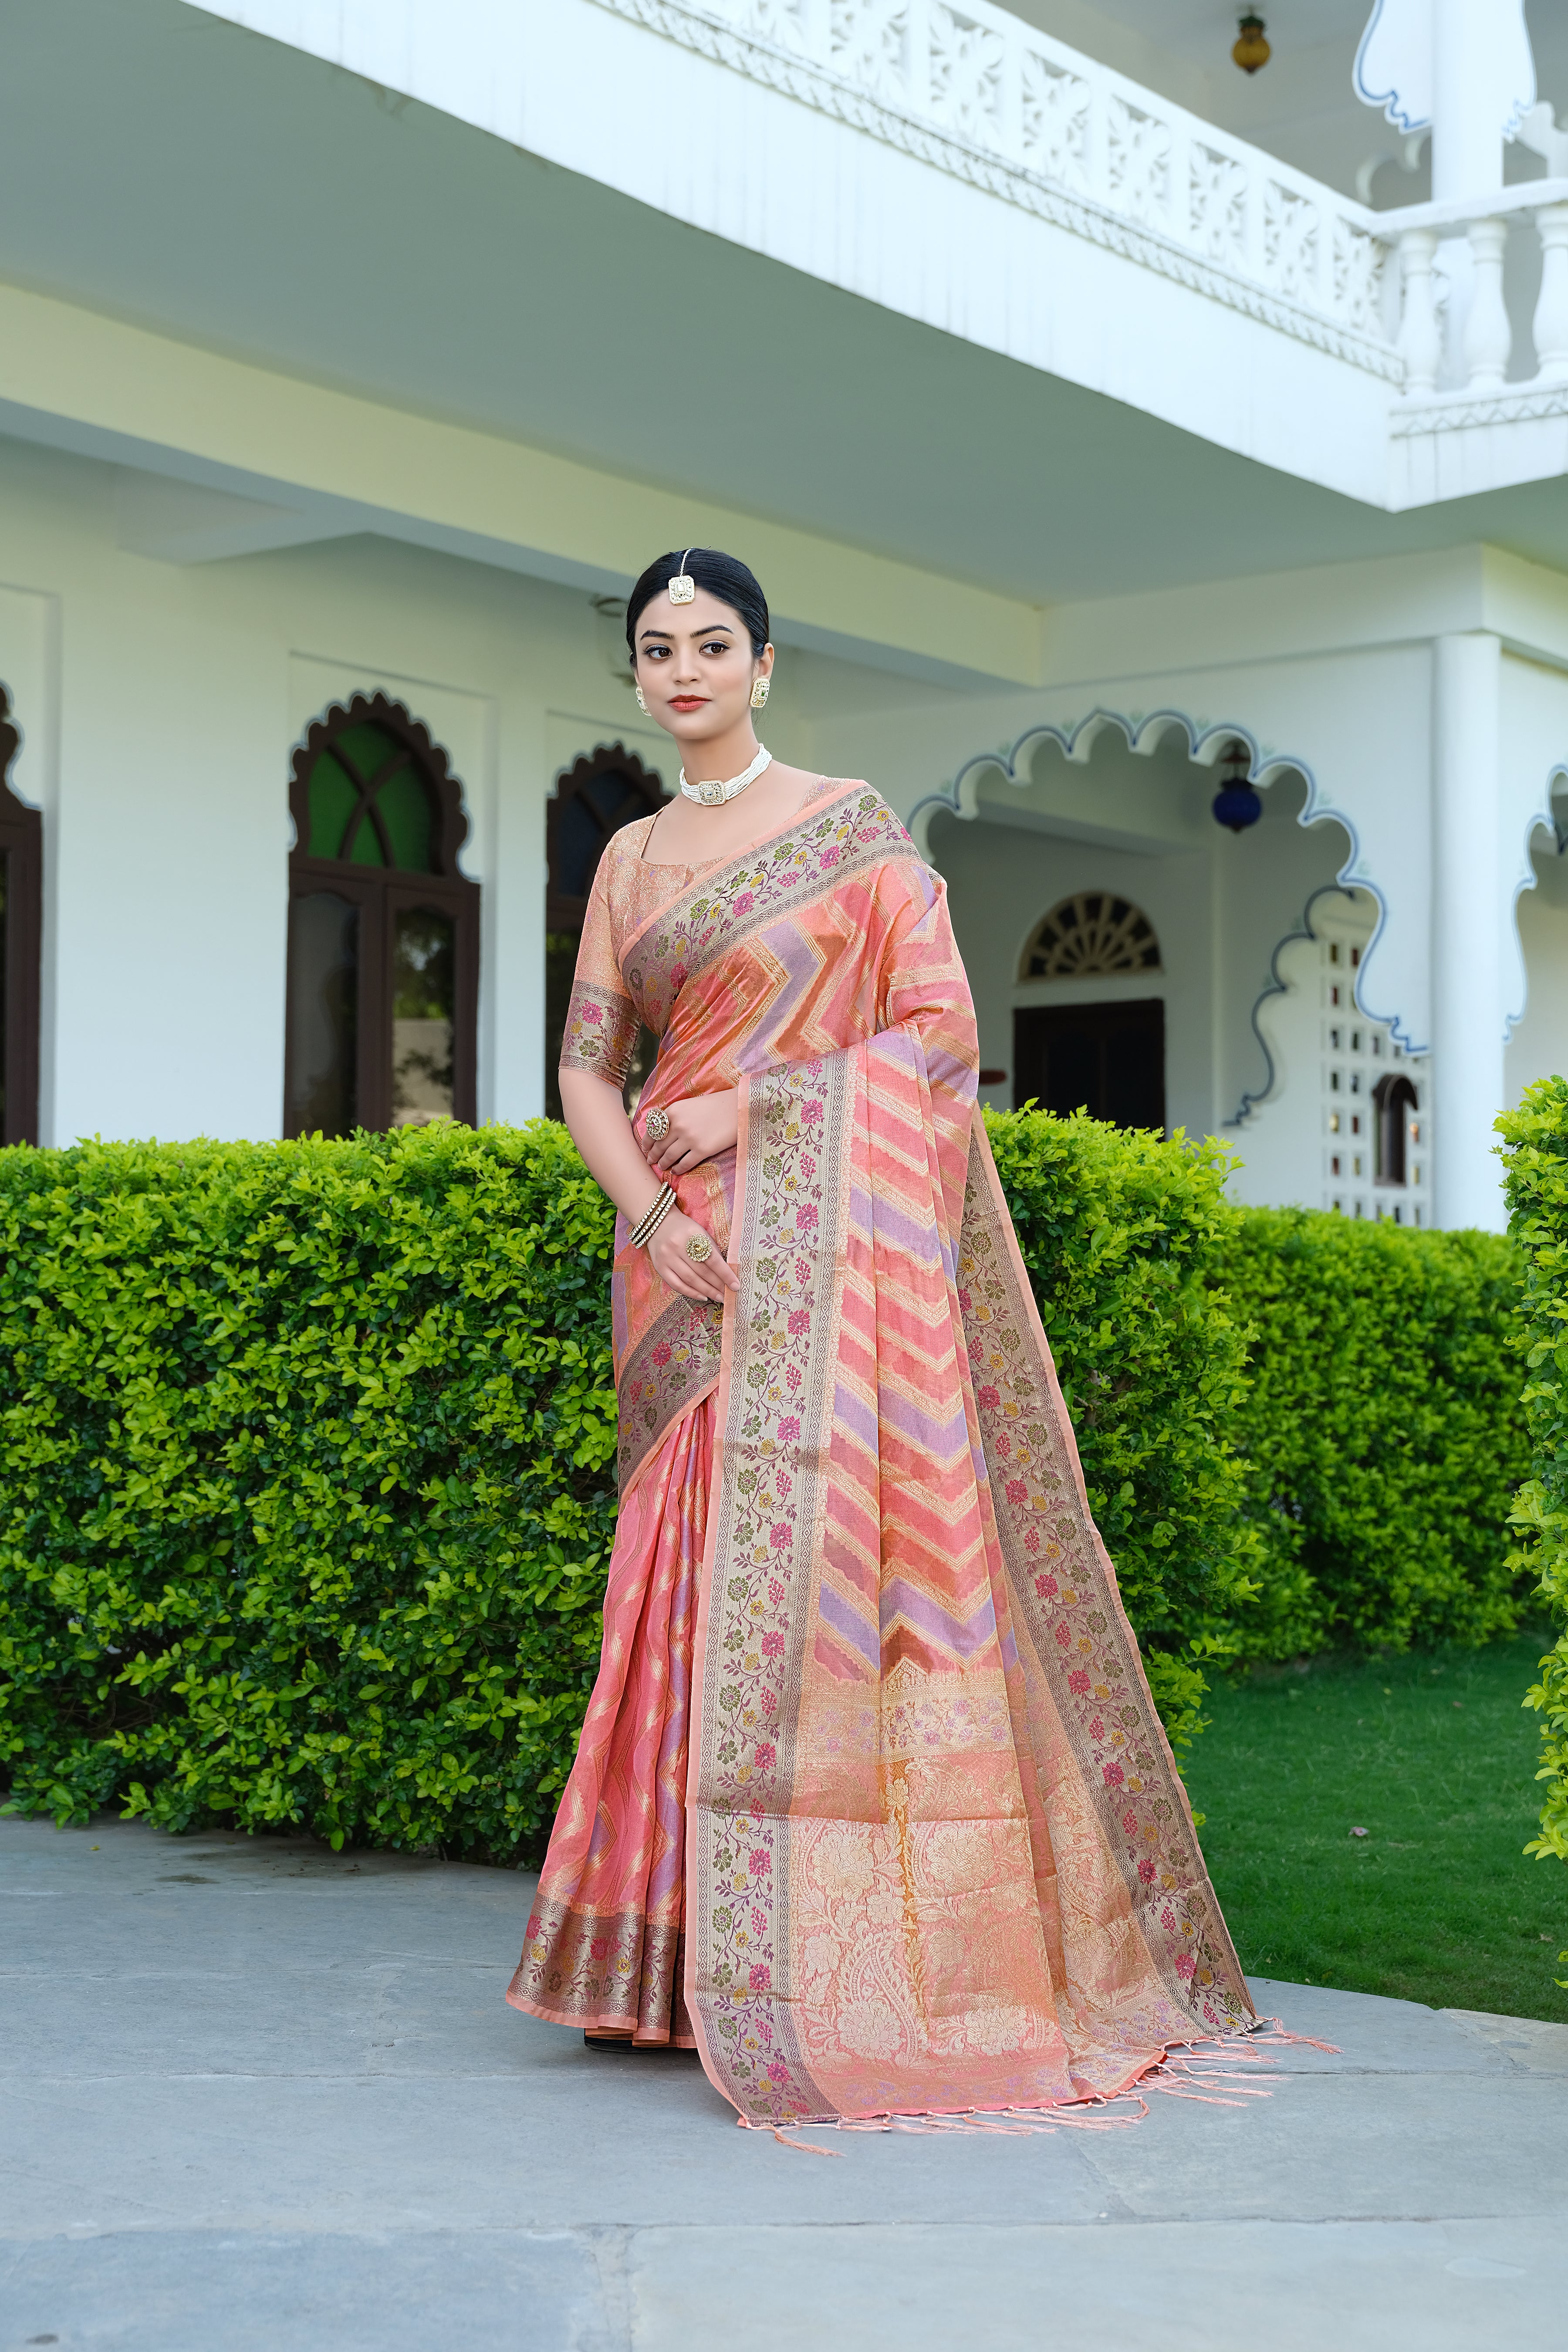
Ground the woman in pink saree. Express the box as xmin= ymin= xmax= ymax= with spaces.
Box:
xmin=508 ymin=548 xmax=1253 ymax=2129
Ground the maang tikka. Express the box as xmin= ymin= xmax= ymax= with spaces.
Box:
xmin=668 ymin=547 xmax=696 ymax=604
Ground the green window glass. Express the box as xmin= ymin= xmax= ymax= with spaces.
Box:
xmin=307 ymin=723 xmax=435 ymax=872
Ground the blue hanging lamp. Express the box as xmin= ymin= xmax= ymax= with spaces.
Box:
xmin=1212 ymin=739 xmax=1262 ymax=833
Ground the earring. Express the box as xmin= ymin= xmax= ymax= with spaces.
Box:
xmin=750 ymin=677 xmax=770 ymax=710
xmin=634 ymin=686 xmax=649 ymax=713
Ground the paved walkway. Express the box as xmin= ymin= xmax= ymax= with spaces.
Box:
xmin=2 ymin=1815 xmax=1562 ymax=2350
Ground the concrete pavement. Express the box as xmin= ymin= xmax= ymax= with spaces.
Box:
xmin=1 ymin=1813 xmax=1562 ymax=2350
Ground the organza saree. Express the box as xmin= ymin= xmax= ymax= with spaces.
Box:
xmin=508 ymin=778 xmax=1253 ymax=2126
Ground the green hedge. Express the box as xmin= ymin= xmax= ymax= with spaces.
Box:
xmin=0 ymin=1115 xmax=1534 ymax=1859
xmin=1499 ymin=1078 xmax=1568 ymax=1865
xmin=1216 ymin=1210 xmax=1529 ymax=1662
xmin=0 ymin=1115 xmax=1255 ymax=1852
xmin=0 ymin=1125 xmax=619 ymax=1856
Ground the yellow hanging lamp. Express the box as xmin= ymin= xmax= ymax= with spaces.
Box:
xmin=1233 ymin=13 xmax=1271 ymax=74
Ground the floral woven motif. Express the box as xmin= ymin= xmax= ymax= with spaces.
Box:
xmin=559 ymin=978 xmax=639 ymax=1089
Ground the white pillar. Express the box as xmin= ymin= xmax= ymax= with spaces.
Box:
xmin=1534 ymin=202 xmax=1568 ymax=379
xmin=1398 ymin=227 xmax=1442 ymax=393
xmin=1430 ymin=632 xmax=1507 ymax=1232
xmin=1431 ymin=0 xmax=1507 ymax=202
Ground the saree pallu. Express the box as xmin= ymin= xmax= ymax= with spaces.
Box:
xmin=509 ymin=779 xmax=1253 ymax=2125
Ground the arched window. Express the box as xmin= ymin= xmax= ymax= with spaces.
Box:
xmin=1373 ymin=1071 xmax=1419 ymax=1189
xmin=285 ymin=694 xmax=480 ymax=1138
xmin=0 ymin=685 xmax=41 ymax=1146
xmin=1019 ymin=893 xmax=1161 ymax=981
xmin=545 ymin=744 xmax=667 ymax=1119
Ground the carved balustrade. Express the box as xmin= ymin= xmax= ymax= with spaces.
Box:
xmin=601 ymin=0 xmax=1398 ymax=374
xmin=1391 ymin=189 xmax=1568 ymax=400
xmin=597 ymin=0 xmax=1568 ymax=409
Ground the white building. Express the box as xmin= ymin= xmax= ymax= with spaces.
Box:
xmin=3 ymin=0 xmax=1567 ymax=1230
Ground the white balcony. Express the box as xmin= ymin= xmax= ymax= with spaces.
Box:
xmin=179 ymin=0 xmax=1568 ymax=518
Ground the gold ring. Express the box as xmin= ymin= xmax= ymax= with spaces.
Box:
xmin=645 ymin=1108 xmax=670 ymax=1145
xmin=685 ymin=1233 xmax=712 ymax=1264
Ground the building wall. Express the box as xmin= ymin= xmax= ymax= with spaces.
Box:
xmin=0 ymin=436 xmax=835 ymax=1143
xmin=7 ymin=424 xmax=1568 ymax=1202
xmin=1508 ymin=833 xmax=1568 ymax=1102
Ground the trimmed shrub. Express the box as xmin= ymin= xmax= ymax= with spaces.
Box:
xmin=0 ymin=1125 xmax=619 ymax=1857
xmin=1498 ymin=1078 xmax=1568 ymax=1865
xmin=0 ymin=1115 xmax=1255 ymax=1850
xmin=0 ymin=1113 xmax=1533 ymax=1859
xmin=1217 ymin=1209 xmax=1529 ymax=1662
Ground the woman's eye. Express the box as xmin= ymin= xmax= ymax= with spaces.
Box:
xmin=700 ymin=642 xmax=730 ymax=657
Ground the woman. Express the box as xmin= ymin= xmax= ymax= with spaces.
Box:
xmin=508 ymin=548 xmax=1253 ymax=2129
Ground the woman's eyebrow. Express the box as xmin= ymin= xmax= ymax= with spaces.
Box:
xmin=638 ymin=626 xmax=673 ymax=642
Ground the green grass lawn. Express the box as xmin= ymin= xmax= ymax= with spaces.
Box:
xmin=1184 ymin=1628 xmax=1568 ymax=2024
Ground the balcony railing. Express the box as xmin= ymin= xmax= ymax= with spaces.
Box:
xmin=1385 ymin=182 xmax=1568 ymax=418
xmin=597 ymin=0 xmax=1568 ymax=417
xmin=603 ymin=0 xmax=1398 ymax=373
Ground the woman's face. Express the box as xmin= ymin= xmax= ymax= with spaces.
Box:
xmin=632 ymin=587 xmax=772 ymax=751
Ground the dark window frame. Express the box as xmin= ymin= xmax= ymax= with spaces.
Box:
xmin=1373 ymin=1071 xmax=1419 ymax=1187
xmin=545 ymin=743 xmax=668 ymax=1119
xmin=547 ymin=742 xmax=667 ymax=931
xmin=0 ymin=685 xmax=42 ymax=1146
xmin=285 ymin=693 xmax=480 ymax=1136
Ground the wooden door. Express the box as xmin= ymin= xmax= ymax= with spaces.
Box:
xmin=1013 ymin=998 xmax=1165 ymax=1131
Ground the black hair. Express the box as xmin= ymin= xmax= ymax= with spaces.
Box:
xmin=625 ymin=548 xmax=770 ymax=662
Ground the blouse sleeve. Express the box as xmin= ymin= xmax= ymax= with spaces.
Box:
xmin=560 ymin=852 xmax=640 ymax=1090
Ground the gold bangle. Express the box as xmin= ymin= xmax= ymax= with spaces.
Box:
xmin=629 ymin=1183 xmax=676 ymax=1250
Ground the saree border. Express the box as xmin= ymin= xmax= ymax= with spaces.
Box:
xmin=617 ymin=778 xmax=862 ymax=967
xmin=559 ymin=978 xmax=639 ymax=1089
xmin=616 ymin=1290 xmax=724 ymax=1500
xmin=685 ymin=1051 xmax=850 ymax=2126
xmin=507 ymin=1905 xmax=691 ymax=2044
xmin=959 ymin=1116 xmax=1254 ymax=2038
xmin=620 ymin=787 xmax=919 ymax=1034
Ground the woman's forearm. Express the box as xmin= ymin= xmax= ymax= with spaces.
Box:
xmin=558 ymin=1069 xmax=665 ymax=1225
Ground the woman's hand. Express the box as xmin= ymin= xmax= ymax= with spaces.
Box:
xmin=642 ymin=1090 xmax=740 ymax=1178
xmin=647 ymin=1207 xmax=740 ymax=1304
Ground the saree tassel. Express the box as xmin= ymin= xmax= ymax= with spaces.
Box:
xmin=1246 ymin=2017 xmax=1343 ymax=2053
xmin=768 ymin=2127 xmax=845 ymax=2158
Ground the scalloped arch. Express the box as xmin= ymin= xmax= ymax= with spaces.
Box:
xmin=911 ymin=701 xmax=1389 ymax=1113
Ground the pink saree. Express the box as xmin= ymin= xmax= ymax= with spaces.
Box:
xmin=508 ymin=777 xmax=1254 ymax=2126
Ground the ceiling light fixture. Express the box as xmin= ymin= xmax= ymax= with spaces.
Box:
xmin=1212 ymin=740 xmax=1263 ymax=834
xmin=1233 ymin=13 xmax=1270 ymax=74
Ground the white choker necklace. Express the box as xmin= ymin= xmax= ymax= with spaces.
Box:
xmin=679 ymin=743 xmax=772 ymax=807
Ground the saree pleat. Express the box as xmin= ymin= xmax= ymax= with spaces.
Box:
xmin=507 ymin=1399 xmax=710 ymax=2044
xmin=509 ymin=778 xmax=1254 ymax=2124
